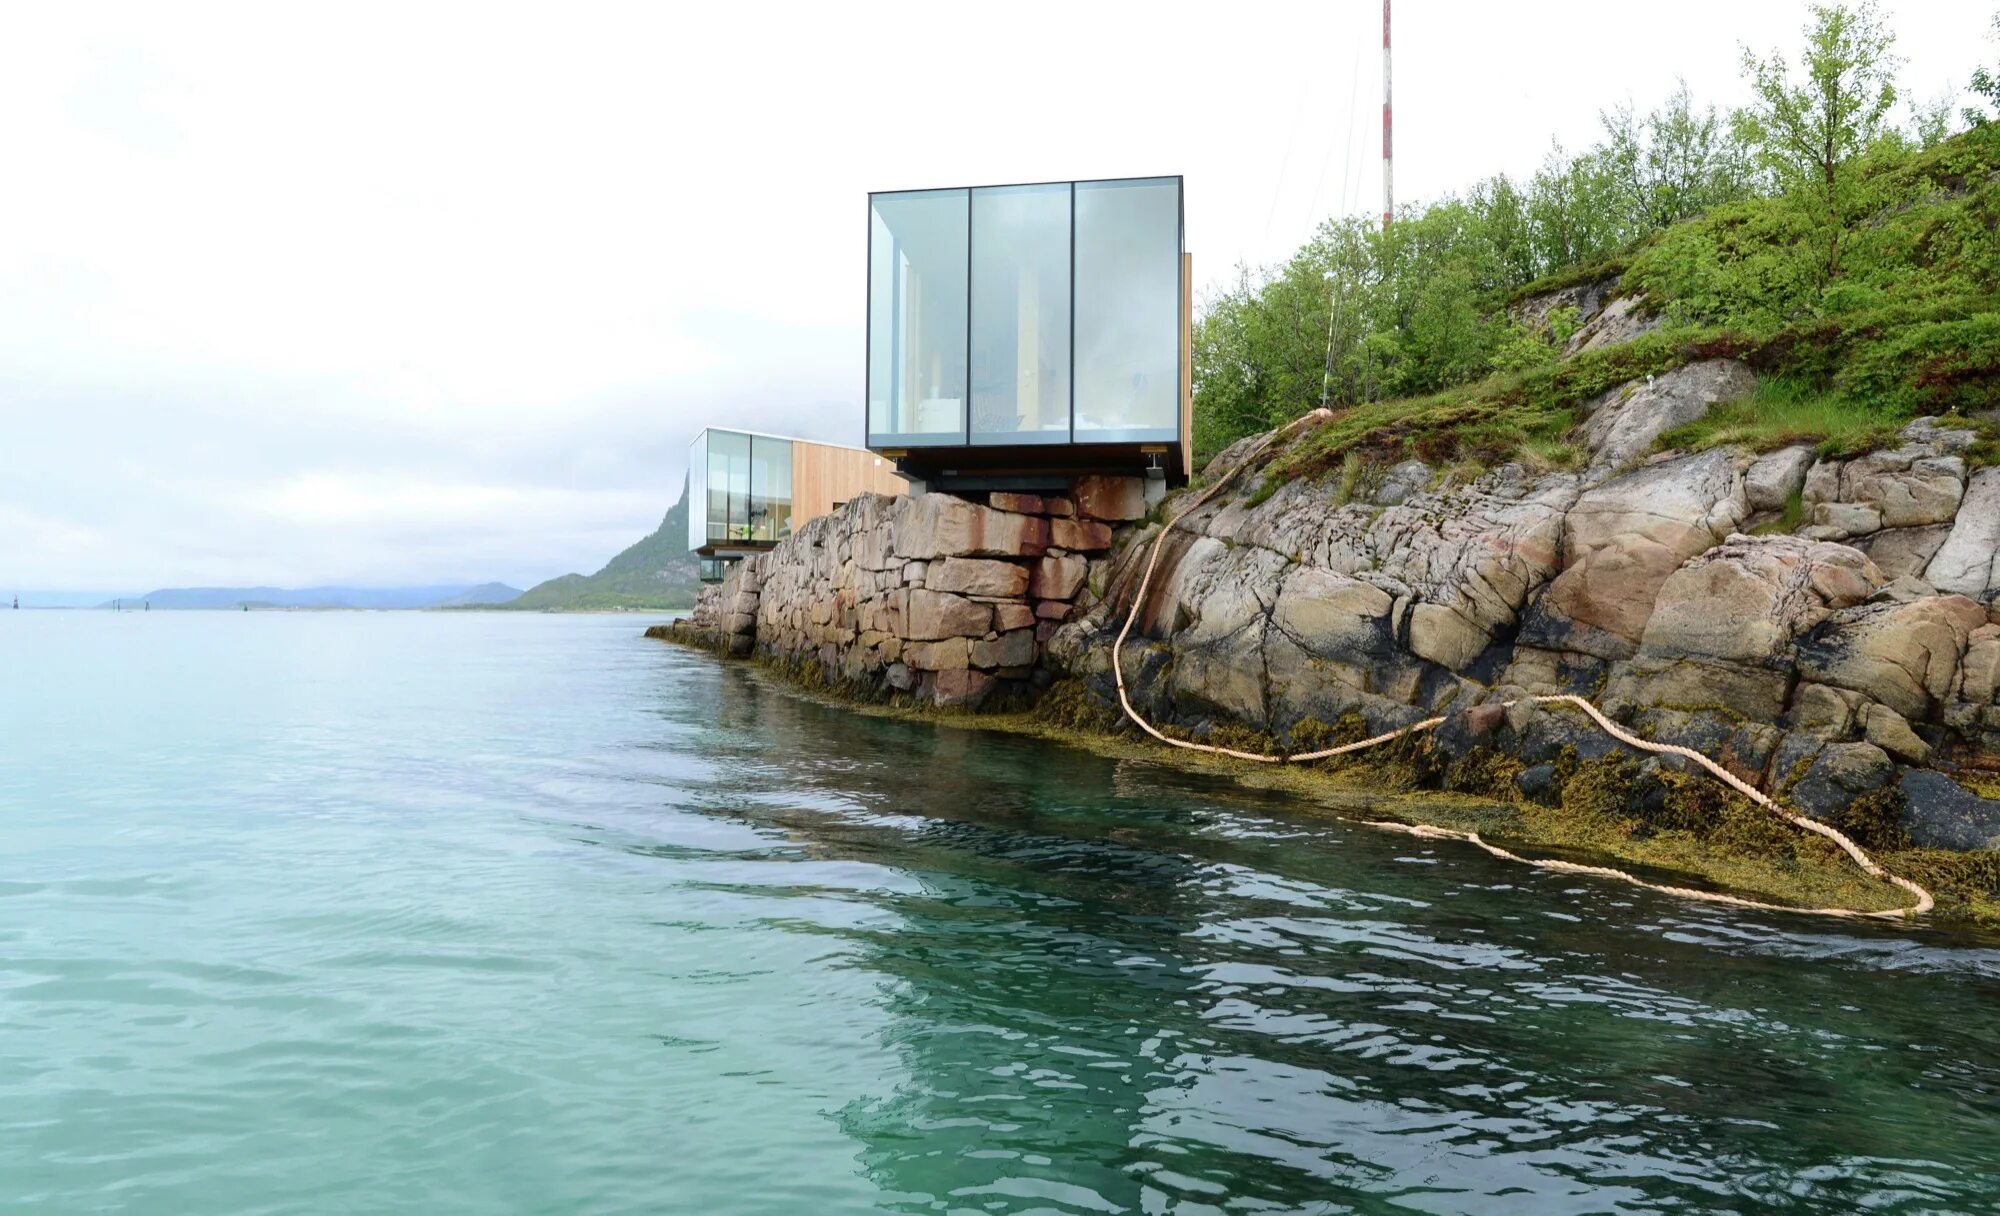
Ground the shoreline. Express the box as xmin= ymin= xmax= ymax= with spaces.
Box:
xmin=647 ymin=626 xmax=2000 ymax=927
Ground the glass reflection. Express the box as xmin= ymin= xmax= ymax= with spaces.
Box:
xmin=970 ymin=183 xmax=1071 ymax=445
xmin=706 ymin=429 xmax=750 ymax=544
xmin=867 ymin=189 xmax=969 ymax=446
xmin=748 ymin=436 xmax=793 ymax=543
xmin=1072 ymin=177 xmax=1181 ymax=443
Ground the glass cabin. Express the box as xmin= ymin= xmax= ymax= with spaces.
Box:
xmin=688 ymin=427 xmax=906 ymax=580
xmin=866 ymin=176 xmax=1190 ymax=489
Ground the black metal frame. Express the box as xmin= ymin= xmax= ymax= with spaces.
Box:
xmin=864 ymin=174 xmax=1186 ymax=464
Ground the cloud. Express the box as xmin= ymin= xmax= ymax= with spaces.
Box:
xmin=0 ymin=1 xmax=1987 ymax=589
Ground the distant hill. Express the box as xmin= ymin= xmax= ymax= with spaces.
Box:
xmin=502 ymin=482 xmax=698 ymax=611
xmin=426 ymin=582 xmax=524 ymax=608
xmin=107 ymin=583 xmax=523 ymax=610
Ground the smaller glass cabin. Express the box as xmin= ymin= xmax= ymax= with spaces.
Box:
xmin=866 ymin=175 xmax=1191 ymax=490
xmin=688 ymin=427 xmax=905 ymax=580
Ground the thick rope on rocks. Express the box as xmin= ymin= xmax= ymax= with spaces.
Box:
xmin=1111 ymin=409 xmax=1933 ymax=921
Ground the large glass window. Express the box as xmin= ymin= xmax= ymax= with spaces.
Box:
xmin=969 ymin=183 xmax=1071 ymax=445
xmin=686 ymin=430 xmax=709 ymax=552
xmin=748 ymin=435 xmax=793 ymax=542
xmin=867 ymin=189 xmax=968 ymax=446
xmin=706 ymin=429 xmax=750 ymax=544
xmin=691 ymin=429 xmax=793 ymax=547
xmin=1072 ymin=177 xmax=1181 ymax=443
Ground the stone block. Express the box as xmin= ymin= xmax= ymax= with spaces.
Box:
xmin=1072 ymin=475 xmax=1148 ymax=521
xmin=930 ymin=668 xmax=996 ymax=708
xmin=1271 ymin=569 xmax=1394 ymax=659
xmin=1028 ymin=553 xmax=1088 ymax=600
xmin=970 ymin=629 xmax=1036 ymax=669
xmin=926 ymin=556 xmax=1030 ymax=598
xmin=893 ymin=493 xmax=1050 ymax=560
xmin=904 ymin=636 xmax=970 ymax=671
xmin=1035 ymin=599 xmax=1071 ymax=621
xmin=994 ymin=602 xmax=1035 ymax=631
xmin=989 ymin=491 xmax=1046 ymax=514
xmin=1052 ymin=517 xmax=1114 ymax=551
xmin=906 ymin=589 xmax=993 ymax=640
xmin=1045 ymin=496 xmax=1076 ymax=517
xmin=1578 ymin=358 xmax=1756 ymax=473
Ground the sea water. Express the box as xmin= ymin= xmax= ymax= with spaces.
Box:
xmin=3 ymin=610 xmax=1998 ymax=1214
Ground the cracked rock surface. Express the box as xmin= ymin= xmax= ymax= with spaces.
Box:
xmin=1050 ymin=411 xmax=2000 ymax=848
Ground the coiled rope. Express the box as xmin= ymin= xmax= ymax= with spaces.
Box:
xmin=1111 ymin=410 xmax=1933 ymax=920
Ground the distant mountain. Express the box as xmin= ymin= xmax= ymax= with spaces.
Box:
xmin=502 ymin=481 xmax=698 ymax=611
xmin=427 ymin=582 xmax=525 ymax=608
xmin=106 ymin=584 xmax=523 ymax=610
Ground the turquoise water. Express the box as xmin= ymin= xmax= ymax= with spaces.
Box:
xmin=3 ymin=612 xmax=2000 ymax=1214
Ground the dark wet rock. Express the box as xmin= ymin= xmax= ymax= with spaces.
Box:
xmin=1516 ymin=763 xmax=1558 ymax=803
xmin=1899 ymin=769 xmax=2000 ymax=850
xmin=1789 ymin=743 xmax=1896 ymax=819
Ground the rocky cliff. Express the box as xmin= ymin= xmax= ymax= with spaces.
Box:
xmin=1047 ymin=357 xmax=2000 ymax=853
xmin=669 ymin=290 xmax=2000 ymax=858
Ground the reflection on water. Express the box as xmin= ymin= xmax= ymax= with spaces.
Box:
xmin=2 ymin=611 xmax=1997 ymax=1214
xmin=691 ymin=659 xmax=2000 ymax=1214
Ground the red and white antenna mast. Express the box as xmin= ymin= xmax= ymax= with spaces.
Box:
xmin=1381 ymin=0 xmax=1393 ymax=227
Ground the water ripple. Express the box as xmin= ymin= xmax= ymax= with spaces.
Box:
xmin=3 ymin=613 xmax=1999 ymax=1214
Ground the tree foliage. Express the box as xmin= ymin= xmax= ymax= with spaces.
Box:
xmin=1193 ymin=4 xmax=1999 ymax=461
xmin=1969 ymin=14 xmax=2000 ymax=127
xmin=1733 ymin=1 xmax=1901 ymax=280
xmin=1193 ymin=81 xmax=1753 ymax=457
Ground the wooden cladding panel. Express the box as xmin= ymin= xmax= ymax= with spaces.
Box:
xmin=791 ymin=441 xmax=908 ymax=527
xmin=1181 ymin=251 xmax=1194 ymax=480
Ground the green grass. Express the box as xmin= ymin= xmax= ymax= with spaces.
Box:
xmin=1657 ymin=375 xmax=1900 ymax=457
xmin=1519 ymin=437 xmax=1584 ymax=471
xmin=1266 ymin=326 xmax=1737 ymax=483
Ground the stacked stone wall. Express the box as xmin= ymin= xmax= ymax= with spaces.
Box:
xmin=698 ymin=476 xmax=1150 ymax=707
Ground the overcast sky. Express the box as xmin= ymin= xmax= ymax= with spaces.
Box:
xmin=2 ymin=1 xmax=1991 ymax=592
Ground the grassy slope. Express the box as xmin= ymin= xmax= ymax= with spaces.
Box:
xmin=505 ymin=483 xmax=698 ymax=611
xmin=1261 ymin=128 xmax=2000 ymax=488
